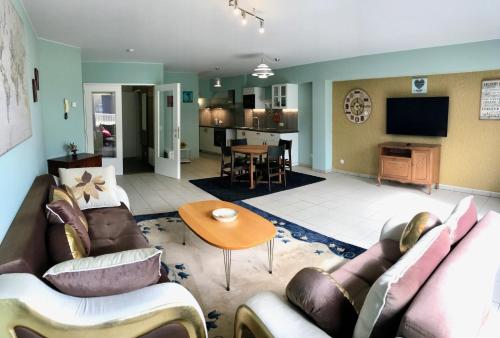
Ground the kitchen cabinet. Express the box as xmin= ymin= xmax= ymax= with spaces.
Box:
xmin=199 ymin=127 xmax=236 ymax=154
xmin=272 ymin=84 xmax=298 ymax=110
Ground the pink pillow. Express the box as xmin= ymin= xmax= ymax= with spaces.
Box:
xmin=445 ymin=196 xmax=477 ymax=244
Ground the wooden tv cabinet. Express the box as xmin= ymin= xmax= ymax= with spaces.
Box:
xmin=377 ymin=142 xmax=441 ymax=194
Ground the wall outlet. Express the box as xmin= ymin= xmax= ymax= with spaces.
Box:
xmin=340 ymin=159 xmax=345 ymax=165
xmin=71 ymin=102 xmax=77 ymax=108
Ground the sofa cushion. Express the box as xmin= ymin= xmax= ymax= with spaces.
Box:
xmin=44 ymin=248 xmax=162 ymax=297
xmin=59 ymin=166 xmax=121 ymax=210
xmin=398 ymin=211 xmax=500 ymax=338
xmin=399 ymin=212 xmax=441 ymax=253
xmin=286 ymin=239 xmax=402 ymax=338
xmin=444 ymin=195 xmax=477 ymax=244
xmin=354 ymin=225 xmax=451 ymax=338
xmin=286 ymin=267 xmax=358 ymax=338
xmin=46 ymin=223 xmax=87 ymax=263
xmin=46 ymin=199 xmax=91 ymax=256
xmin=84 ymin=203 xmax=150 ymax=256
xmin=49 ymin=185 xmax=90 ymax=228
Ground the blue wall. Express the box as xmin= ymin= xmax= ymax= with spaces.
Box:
xmin=200 ymin=39 xmax=500 ymax=172
xmin=38 ymin=39 xmax=85 ymax=158
xmin=164 ymin=71 xmax=200 ymax=159
xmin=0 ymin=0 xmax=47 ymax=242
xmin=82 ymin=62 xmax=164 ymax=84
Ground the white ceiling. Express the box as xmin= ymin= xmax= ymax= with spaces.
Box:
xmin=22 ymin=0 xmax=500 ymax=77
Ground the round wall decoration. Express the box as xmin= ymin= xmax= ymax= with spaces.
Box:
xmin=344 ymin=89 xmax=372 ymax=124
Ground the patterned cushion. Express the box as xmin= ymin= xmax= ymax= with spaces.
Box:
xmin=43 ymin=248 xmax=162 ymax=297
xmin=399 ymin=212 xmax=442 ymax=253
xmin=47 ymin=186 xmax=91 ymax=257
xmin=59 ymin=166 xmax=120 ymax=210
xmin=444 ymin=195 xmax=477 ymax=244
xmin=353 ymin=225 xmax=451 ymax=338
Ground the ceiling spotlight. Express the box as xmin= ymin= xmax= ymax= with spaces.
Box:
xmin=259 ymin=20 xmax=265 ymax=34
xmin=126 ymin=48 xmax=135 ymax=52
xmin=241 ymin=11 xmax=247 ymax=25
xmin=233 ymin=0 xmax=239 ymax=15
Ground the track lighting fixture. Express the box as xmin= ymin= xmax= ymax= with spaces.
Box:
xmin=228 ymin=0 xmax=265 ymax=34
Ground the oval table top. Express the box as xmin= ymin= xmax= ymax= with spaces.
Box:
xmin=178 ymin=200 xmax=276 ymax=250
xmin=231 ymin=144 xmax=268 ymax=155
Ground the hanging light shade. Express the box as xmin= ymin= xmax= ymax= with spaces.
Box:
xmin=214 ymin=77 xmax=222 ymax=87
xmin=251 ymin=61 xmax=274 ymax=79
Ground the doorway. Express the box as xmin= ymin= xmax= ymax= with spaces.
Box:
xmin=122 ymin=85 xmax=155 ymax=174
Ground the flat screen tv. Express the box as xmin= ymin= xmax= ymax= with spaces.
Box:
xmin=386 ymin=97 xmax=449 ymax=137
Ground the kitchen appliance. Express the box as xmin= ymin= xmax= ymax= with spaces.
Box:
xmin=208 ymin=90 xmax=235 ymax=109
xmin=214 ymin=128 xmax=226 ymax=147
xmin=243 ymin=87 xmax=265 ymax=109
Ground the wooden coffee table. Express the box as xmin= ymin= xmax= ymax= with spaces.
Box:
xmin=178 ymin=200 xmax=276 ymax=291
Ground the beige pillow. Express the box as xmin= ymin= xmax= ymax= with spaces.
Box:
xmin=400 ymin=212 xmax=442 ymax=253
xmin=59 ymin=166 xmax=120 ymax=210
xmin=44 ymin=248 xmax=162 ymax=297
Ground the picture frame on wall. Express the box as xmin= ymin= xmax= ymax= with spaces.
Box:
xmin=479 ymin=79 xmax=500 ymax=120
xmin=182 ymin=91 xmax=193 ymax=103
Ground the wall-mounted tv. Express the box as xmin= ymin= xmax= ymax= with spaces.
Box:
xmin=386 ymin=97 xmax=449 ymax=137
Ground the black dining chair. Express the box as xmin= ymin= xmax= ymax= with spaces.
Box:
xmin=264 ymin=145 xmax=287 ymax=192
xmin=231 ymin=138 xmax=248 ymax=146
xmin=278 ymin=139 xmax=293 ymax=172
xmin=220 ymin=144 xmax=247 ymax=184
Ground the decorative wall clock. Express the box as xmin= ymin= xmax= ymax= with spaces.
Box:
xmin=344 ymin=89 xmax=372 ymax=124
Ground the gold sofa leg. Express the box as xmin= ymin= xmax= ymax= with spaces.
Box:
xmin=234 ymin=304 xmax=274 ymax=338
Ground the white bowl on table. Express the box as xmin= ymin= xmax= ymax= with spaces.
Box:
xmin=212 ymin=208 xmax=239 ymax=223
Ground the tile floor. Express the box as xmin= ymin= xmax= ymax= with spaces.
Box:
xmin=117 ymin=153 xmax=500 ymax=308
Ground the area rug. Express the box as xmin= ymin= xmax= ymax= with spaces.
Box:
xmin=189 ymin=171 xmax=326 ymax=201
xmin=135 ymin=202 xmax=365 ymax=338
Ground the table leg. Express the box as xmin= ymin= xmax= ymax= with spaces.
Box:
xmin=267 ymin=239 xmax=274 ymax=274
xmin=223 ymin=249 xmax=232 ymax=291
xmin=249 ymin=155 xmax=255 ymax=189
xmin=183 ymin=226 xmax=186 ymax=245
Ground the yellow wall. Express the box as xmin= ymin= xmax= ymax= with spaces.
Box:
xmin=333 ymin=70 xmax=500 ymax=192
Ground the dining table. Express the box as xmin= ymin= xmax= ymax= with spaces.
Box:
xmin=231 ymin=144 xmax=268 ymax=189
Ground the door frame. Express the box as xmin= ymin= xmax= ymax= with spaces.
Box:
xmin=83 ymin=83 xmax=155 ymax=176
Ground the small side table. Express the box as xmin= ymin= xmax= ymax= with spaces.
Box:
xmin=47 ymin=153 xmax=102 ymax=176
xmin=180 ymin=148 xmax=191 ymax=164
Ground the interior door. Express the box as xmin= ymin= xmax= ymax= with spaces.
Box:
xmin=154 ymin=83 xmax=181 ymax=179
xmin=84 ymin=84 xmax=123 ymax=174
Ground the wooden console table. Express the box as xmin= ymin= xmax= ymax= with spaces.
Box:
xmin=47 ymin=153 xmax=102 ymax=177
xmin=377 ymin=142 xmax=440 ymax=194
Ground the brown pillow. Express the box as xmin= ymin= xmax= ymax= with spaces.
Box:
xmin=43 ymin=248 xmax=162 ymax=297
xmin=400 ymin=212 xmax=441 ymax=253
xmin=46 ymin=223 xmax=87 ymax=263
xmin=49 ymin=185 xmax=89 ymax=229
xmin=286 ymin=267 xmax=358 ymax=338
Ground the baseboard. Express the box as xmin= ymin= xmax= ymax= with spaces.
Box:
xmin=312 ymin=168 xmax=332 ymax=174
xmin=332 ymin=169 xmax=500 ymax=198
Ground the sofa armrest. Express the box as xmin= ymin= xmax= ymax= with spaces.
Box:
xmin=235 ymin=291 xmax=330 ymax=338
xmin=379 ymin=215 xmax=408 ymax=242
xmin=0 ymin=273 xmax=206 ymax=338
xmin=115 ymin=185 xmax=130 ymax=209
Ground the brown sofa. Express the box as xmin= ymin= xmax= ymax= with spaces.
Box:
xmin=235 ymin=197 xmax=500 ymax=338
xmin=0 ymin=175 xmax=207 ymax=338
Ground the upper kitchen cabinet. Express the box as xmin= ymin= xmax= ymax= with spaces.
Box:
xmin=272 ymin=84 xmax=298 ymax=110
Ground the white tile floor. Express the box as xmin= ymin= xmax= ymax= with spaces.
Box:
xmin=117 ymin=153 xmax=500 ymax=309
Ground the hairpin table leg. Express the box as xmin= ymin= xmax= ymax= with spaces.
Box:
xmin=267 ymin=239 xmax=274 ymax=274
xmin=223 ymin=249 xmax=232 ymax=291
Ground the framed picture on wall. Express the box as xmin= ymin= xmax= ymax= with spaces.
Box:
xmin=182 ymin=91 xmax=193 ymax=103
xmin=480 ymin=79 xmax=500 ymax=120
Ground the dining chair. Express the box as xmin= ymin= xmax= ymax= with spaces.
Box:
xmin=264 ymin=145 xmax=287 ymax=192
xmin=278 ymin=139 xmax=293 ymax=172
xmin=220 ymin=144 xmax=247 ymax=184
xmin=231 ymin=139 xmax=248 ymax=146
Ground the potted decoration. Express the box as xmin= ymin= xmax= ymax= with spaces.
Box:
xmin=67 ymin=142 xmax=78 ymax=158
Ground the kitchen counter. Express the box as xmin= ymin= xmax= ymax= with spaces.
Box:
xmin=199 ymin=125 xmax=299 ymax=134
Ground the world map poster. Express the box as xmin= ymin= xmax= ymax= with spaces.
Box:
xmin=0 ymin=0 xmax=32 ymax=156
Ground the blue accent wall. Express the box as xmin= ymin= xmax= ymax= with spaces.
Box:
xmin=200 ymin=39 xmax=500 ymax=172
xmin=38 ymin=39 xmax=85 ymax=158
xmin=0 ymin=0 xmax=47 ymax=242
xmin=82 ymin=62 xmax=164 ymax=84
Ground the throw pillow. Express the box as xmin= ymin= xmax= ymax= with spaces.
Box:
xmin=44 ymin=248 xmax=162 ymax=297
xmin=46 ymin=223 xmax=87 ymax=262
xmin=286 ymin=267 xmax=359 ymax=338
xmin=353 ymin=225 xmax=451 ymax=338
xmin=48 ymin=185 xmax=89 ymax=229
xmin=399 ymin=212 xmax=442 ymax=253
xmin=59 ymin=166 xmax=121 ymax=210
xmin=444 ymin=195 xmax=477 ymax=244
